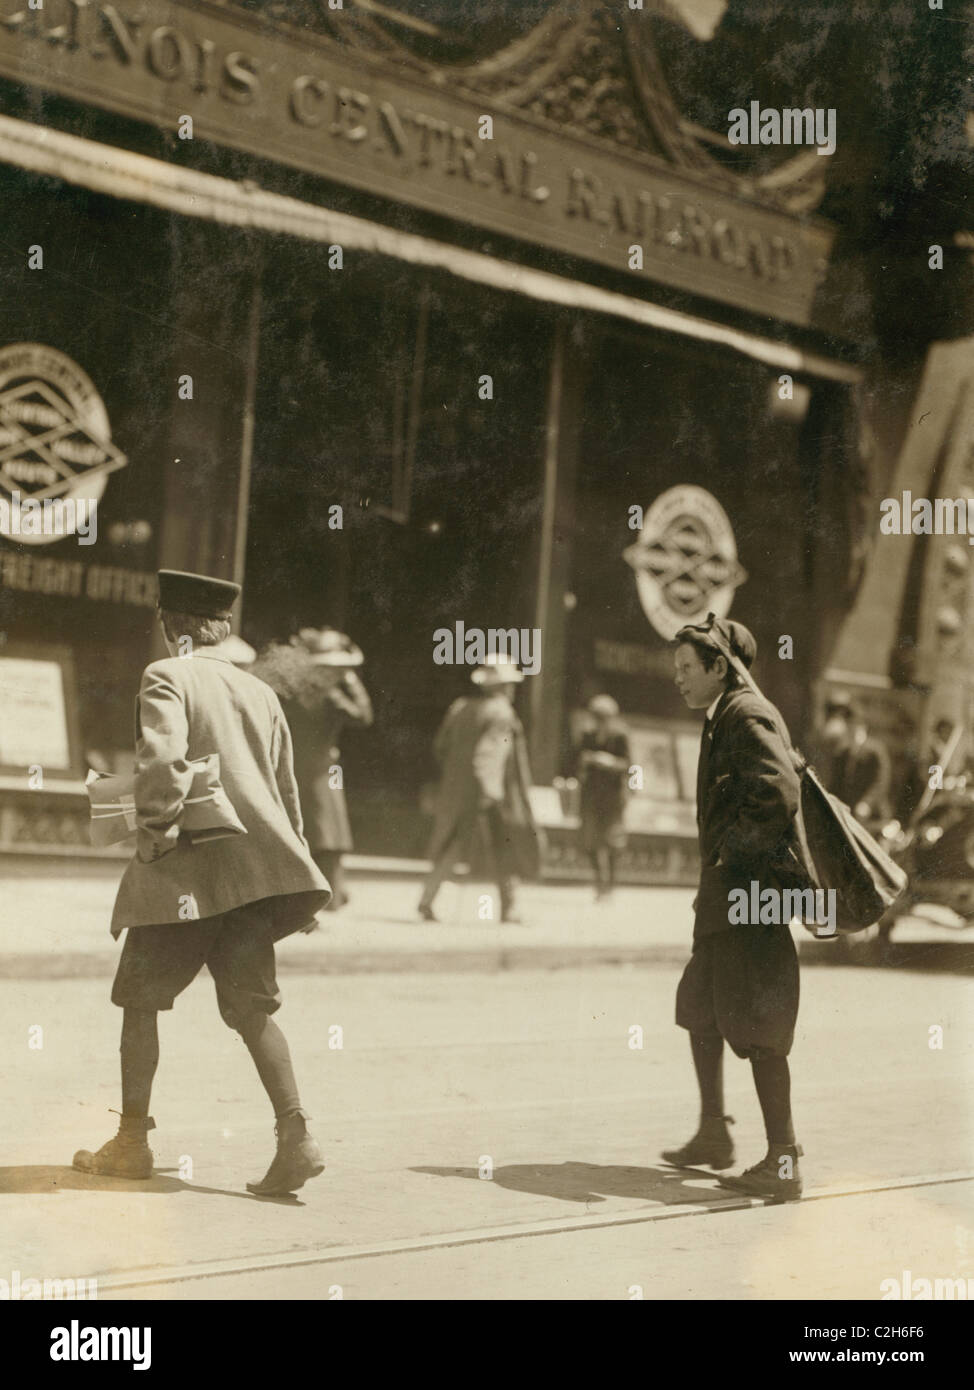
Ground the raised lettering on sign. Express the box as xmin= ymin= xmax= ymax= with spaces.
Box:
xmin=0 ymin=0 xmax=834 ymax=325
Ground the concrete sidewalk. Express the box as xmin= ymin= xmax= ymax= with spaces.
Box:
xmin=0 ymin=857 xmax=698 ymax=974
xmin=2 ymin=856 xmax=973 ymax=975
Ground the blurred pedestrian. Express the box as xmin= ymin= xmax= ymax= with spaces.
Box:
xmin=818 ymin=692 xmax=891 ymax=829
xmin=575 ymin=694 xmax=631 ymax=900
xmin=212 ymin=632 xmax=257 ymax=669
xmin=74 ymin=570 xmax=332 ymax=1196
xmin=254 ymin=627 xmax=373 ymax=912
xmin=419 ymin=654 xmax=541 ymax=925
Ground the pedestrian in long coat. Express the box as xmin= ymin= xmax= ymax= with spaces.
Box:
xmin=253 ymin=628 xmax=373 ymax=911
xmin=575 ymin=694 xmax=631 ymax=900
xmin=662 ymin=617 xmax=816 ymax=1202
xmin=419 ymin=655 xmax=540 ymax=924
xmin=74 ymin=570 xmax=332 ymax=1197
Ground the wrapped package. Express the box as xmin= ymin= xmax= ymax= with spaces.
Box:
xmin=86 ymin=753 xmax=247 ymax=849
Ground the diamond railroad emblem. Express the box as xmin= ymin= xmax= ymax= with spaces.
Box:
xmin=0 ymin=343 xmax=127 ymax=545
xmin=624 ymin=485 xmax=746 ymax=639
xmin=0 ymin=378 xmax=125 ymax=501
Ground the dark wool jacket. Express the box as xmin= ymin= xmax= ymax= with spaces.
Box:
xmin=694 ymin=685 xmax=815 ymax=939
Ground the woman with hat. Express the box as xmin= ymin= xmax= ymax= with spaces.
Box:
xmin=253 ymin=627 xmax=373 ymax=912
xmin=575 ymin=694 xmax=632 ymax=901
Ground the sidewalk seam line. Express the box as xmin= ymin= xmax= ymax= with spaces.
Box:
xmin=90 ymin=1171 xmax=974 ymax=1292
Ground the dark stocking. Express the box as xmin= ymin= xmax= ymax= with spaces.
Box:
xmin=120 ymin=1008 xmax=160 ymax=1119
xmin=606 ymin=847 xmax=619 ymax=889
xmin=751 ymin=1054 xmax=796 ymax=1146
xmin=236 ymin=1013 xmax=303 ymax=1119
xmin=328 ymin=855 xmax=347 ymax=906
xmin=690 ymin=1032 xmax=726 ymax=1120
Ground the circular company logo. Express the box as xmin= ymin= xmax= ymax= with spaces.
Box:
xmin=0 ymin=343 xmax=127 ymax=546
xmin=623 ymin=485 xmax=747 ymax=639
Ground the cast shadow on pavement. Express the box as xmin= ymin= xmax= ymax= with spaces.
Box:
xmin=0 ymin=1165 xmax=303 ymax=1205
xmin=801 ymin=938 xmax=974 ymax=975
xmin=411 ymin=1161 xmax=726 ymax=1207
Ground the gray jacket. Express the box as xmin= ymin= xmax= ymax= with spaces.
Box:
xmin=111 ymin=648 xmax=331 ymax=936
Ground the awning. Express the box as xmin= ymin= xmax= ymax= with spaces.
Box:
xmin=0 ymin=112 xmax=862 ymax=385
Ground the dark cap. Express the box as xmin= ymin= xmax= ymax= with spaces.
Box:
xmin=157 ymin=569 xmax=241 ymax=619
xmin=675 ymin=615 xmax=757 ymax=670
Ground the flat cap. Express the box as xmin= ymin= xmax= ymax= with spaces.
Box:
xmin=676 ymin=615 xmax=757 ymax=670
xmin=157 ymin=569 xmax=241 ymax=619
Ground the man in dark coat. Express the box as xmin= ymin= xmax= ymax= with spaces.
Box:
xmin=74 ymin=570 xmax=332 ymax=1195
xmin=418 ymin=655 xmax=539 ymax=924
xmin=817 ymin=692 xmax=892 ymax=830
xmin=662 ymin=618 xmax=814 ymax=1201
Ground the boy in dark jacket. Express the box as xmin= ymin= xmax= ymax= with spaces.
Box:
xmin=662 ymin=617 xmax=811 ymax=1200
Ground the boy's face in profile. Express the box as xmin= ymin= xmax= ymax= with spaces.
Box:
xmin=674 ymin=642 xmax=726 ymax=711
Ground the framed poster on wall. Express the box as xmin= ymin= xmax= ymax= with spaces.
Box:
xmin=0 ymin=642 xmax=81 ymax=778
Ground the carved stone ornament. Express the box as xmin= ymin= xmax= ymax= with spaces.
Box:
xmin=212 ymin=0 xmax=829 ymax=214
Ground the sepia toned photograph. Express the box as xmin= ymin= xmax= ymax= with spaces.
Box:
xmin=0 ymin=0 xmax=972 ymax=1338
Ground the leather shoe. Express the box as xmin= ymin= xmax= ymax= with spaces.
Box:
xmin=73 ymin=1113 xmax=155 ymax=1180
xmin=247 ymin=1113 xmax=325 ymax=1196
xmin=718 ymin=1144 xmax=803 ymax=1201
xmin=661 ymin=1114 xmax=735 ymax=1170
